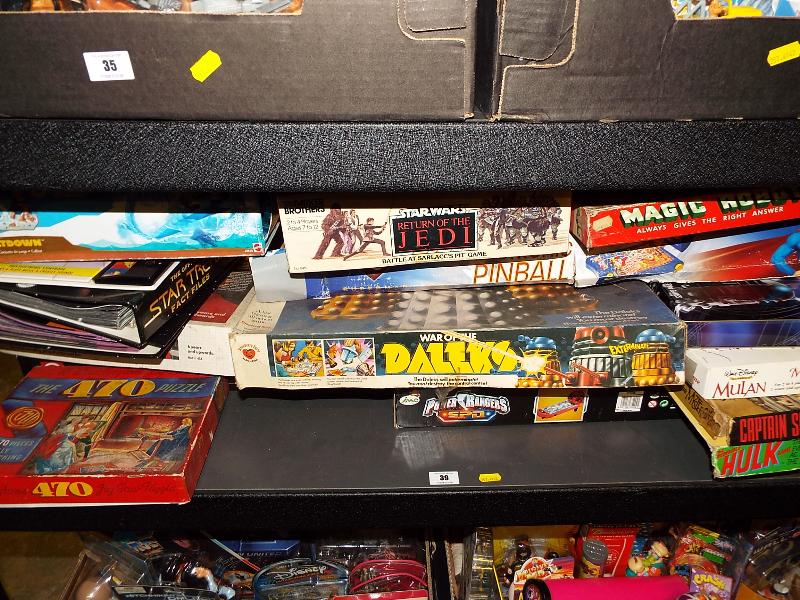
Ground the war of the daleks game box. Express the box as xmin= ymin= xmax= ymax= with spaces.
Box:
xmin=394 ymin=387 xmax=680 ymax=428
xmin=277 ymin=192 xmax=571 ymax=274
xmin=230 ymin=280 xmax=686 ymax=390
xmin=0 ymin=365 xmax=225 ymax=505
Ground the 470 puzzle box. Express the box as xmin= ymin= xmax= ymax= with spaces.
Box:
xmin=231 ymin=280 xmax=686 ymax=390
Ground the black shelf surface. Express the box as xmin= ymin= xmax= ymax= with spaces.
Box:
xmin=2 ymin=119 xmax=800 ymax=192
xmin=1 ymin=392 xmax=798 ymax=532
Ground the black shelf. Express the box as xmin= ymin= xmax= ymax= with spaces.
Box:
xmin=2 ymin=119 xmax=800 ymax=192
xmin=1 ymin=392 xmax=797 ymax=532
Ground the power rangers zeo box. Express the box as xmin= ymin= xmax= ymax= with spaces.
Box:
xmin=231 ymin=280 xmax=686 ymax=390
xmin=0 ymin=365 xmax=226 ymax=506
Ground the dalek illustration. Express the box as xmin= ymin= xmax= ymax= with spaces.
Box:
xmin=515 ymin=335 xmax=564 ymax=388
xmin=630 ymin=329 xmax=678 ymax=386
xmin=564 ymin=326 xmax=632 ymax=387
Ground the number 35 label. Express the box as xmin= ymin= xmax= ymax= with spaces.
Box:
xmin=429 ymin=471 xmax=459 ymax=486
xmin=83 ymin=51 xmax=135 ymax=82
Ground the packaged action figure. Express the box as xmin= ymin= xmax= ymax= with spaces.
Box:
xmin=277 ymin=192 xmax=571 ymax=274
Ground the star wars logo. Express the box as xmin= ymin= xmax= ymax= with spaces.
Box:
xmin=423 ymin=392 xmax=510 ymax=423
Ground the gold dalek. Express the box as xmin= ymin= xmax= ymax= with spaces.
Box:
xmin=515 ymin=335 xmax=564 ymax=388
xmin=631 ymin=329 xmax=678 ymax=386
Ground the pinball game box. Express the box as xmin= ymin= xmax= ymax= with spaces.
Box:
xmin=277 ymin=192 xmax=571 ymax=274
xmin=487 ymin=0 xmax=800 ymax=121
xmin=230 ymin=280 xmax=686 ymax=390
xmin=393 ymin=387 xmax=680 ymax=428
xmin=0 ymin=0 xmax=476 ymax=120
xmin=0 ymin=365 xmax=225 ymax=505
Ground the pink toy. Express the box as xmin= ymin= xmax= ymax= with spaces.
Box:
xmin=521 ymin=575 xmax=688 ymax=600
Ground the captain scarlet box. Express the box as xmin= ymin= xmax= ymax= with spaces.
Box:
xmin=0 ymin=0 xmax=476 ymax=120
xmin=0 ymin=365 xmax=225 ymax=506
xmin=488 ymin=0 xmax=800 ymax=121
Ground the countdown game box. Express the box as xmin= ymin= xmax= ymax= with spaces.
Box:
xmin=277 ymin=192 xmax=571 ymax=274
xmin=230 ymin=280 xmax=686 ymax=390
xmin=0 ymin=193 xmax=270 ymax=262
xmin=0 ymin=365 xmax=225 ymax=506
xmin=572 ymin=188 xmax=800 ymax=251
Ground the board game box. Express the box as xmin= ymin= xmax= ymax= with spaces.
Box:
xmin=0 ymin=193 xmax=271 ymax=262
xmin=572 ymin=188 xmax=800 ymax=251
xmin=686 ymin=347 xmax=800 ymax=400
xmin=655 ymin=278 xmax=800 ymax=348
xmin=0 ymin=365 xmax=225 ymax=505
xmin=6 ymin=263 xmax=255 ymax=376
xmin=573 ymin=222 xmax=800 ymax=287
xmin=230 ymin=280 xmax=686 ymax=390
xmin=393 ymin=387 xmax=680 ymax=428
xmin=672 ymin=387 xmax=800 ymax=479
xmin=250 ymin=248 xmax=575 ymax=302
xmin=277 ymin=192 xmax=571 ymax=274
xmin=671 ymin=385 xmax=800 ymax=446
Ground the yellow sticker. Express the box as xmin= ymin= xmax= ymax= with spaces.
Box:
xmin=190 ymin=50 xmax=222 ymax=83
xmin=479 ymin=472 xmax=502 ymax=483
xmin=767 ymin=41 xmax=800 ymax=67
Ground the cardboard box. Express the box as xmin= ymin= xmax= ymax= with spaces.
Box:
xmin=394 ymin=387 xmax=680 ymax=427
xmin=686 ymin=347 xmax=800 ymax=399
xmin=250 ymin=248 xmax=575 ymax=303
xmin=0 ymin=193 xmax=270 ymax=262
xmin=489 ymin=0 xmax=800 ymax=121
xmin=278 ymin=192 xmax=571 ymax=274
xmin=655 ymin=278 xmax=800 ymax=348
xmin=572 ymin=189 xmax=800 ymax=252
xmin=572 ymin=222 xmax=800 ymax=288
xmin=672 ymin=386 xmax=800 ymax=479
xmin=0 ymin=0 xmax=476 ymax=120
xmin=230 ymin=280 xmax=686 ymax=390
xmin=5 ymin=265 xmax=254 ymax=376
xmin=0 ymin=365 xmax=225 ymax=505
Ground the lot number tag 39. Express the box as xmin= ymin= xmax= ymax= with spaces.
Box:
xmin=429 ymin=471 xmax=459 ymax=486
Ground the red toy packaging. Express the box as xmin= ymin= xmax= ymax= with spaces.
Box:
xmin=571 ymin=188 xmax=800 ymax=251
xmin=573 ymin=525 xmax=639 ymax=578
xmin=0 ymin=365 xmax=225 ymax=505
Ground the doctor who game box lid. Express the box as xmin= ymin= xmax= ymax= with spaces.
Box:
xmin=0 ymin=365 xmax=225 ymax=505
xmin=230 ymin=280 xmax=686 ymax=390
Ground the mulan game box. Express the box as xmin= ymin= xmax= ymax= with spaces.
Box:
xmin=393 ymin=387 xmax=680 ymax=428
xmin=655 ymin=278 xmax=800 ymax=347
xmin=231 ymin=280 xmax=686 ymax=390
xmin=0 ymin=365 xmax=225 ymax=505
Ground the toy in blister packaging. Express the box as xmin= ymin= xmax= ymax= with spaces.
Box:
xmin=669 ymin=525 xmax=748 ymax=585
xmin=625 ymin=540 xmax=670 ymax=577
xmin=348 ymin=559 xmax=428 ymax=594
xmin=574 ymin=525 xmax=640 ymax=578
xmin=737 ymin=525 xmax=800 ymax=600
xmin=314 ymin=539 xmax=425 ymax=571
xmin=687 ymin=568 xmax=732 ymax=599
xmin=252 ymin=559 xmax=349 ymax=600
xmin=492 ymin=527 xmax=577 ymax=600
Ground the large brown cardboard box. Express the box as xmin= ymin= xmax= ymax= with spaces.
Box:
xmin=0 ymin=0 xmax=476 ymax=120
xmin=489 ymin=0 xmax=800 ymax=121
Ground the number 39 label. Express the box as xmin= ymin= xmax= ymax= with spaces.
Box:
xmin=429 ymin=471 xmax=459 ymax=486
xmin=83 ymin=51 xmax=135 ymax=82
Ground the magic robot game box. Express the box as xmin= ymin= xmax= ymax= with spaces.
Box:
xmin=231 ymin=280 xmax=686 ymax=390
xmin=0 ymin=365 xmax=225 ymax=505
xmin=277 ymin=192 xmax=571 ymax=274
xmin=572 ymin=188 xmax=800 ymax=251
